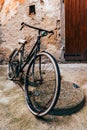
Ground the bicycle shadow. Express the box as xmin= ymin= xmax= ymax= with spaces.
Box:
xmin=49 ymin=97 xmax=85 ymax=116
xmin=37 ymin=82 xmax=86 ymax=123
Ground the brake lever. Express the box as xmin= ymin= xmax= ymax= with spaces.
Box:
xmin=48 ymin=30 xmax=54 ymax=38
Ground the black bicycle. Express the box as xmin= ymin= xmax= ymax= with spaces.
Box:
xmin=8 ymin=22 xmax=61 ymax=117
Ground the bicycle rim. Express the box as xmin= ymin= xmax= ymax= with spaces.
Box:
xmin=25 ymin=51 xmax=61 ymax=117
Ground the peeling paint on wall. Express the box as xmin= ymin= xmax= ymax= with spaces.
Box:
xmin=17 ymin=0 xmax=25 ymax=3
xmin=0 ymin=0 xmax=4 ymax=11
xmin=0 ymin=0 xmax=25 ymax=24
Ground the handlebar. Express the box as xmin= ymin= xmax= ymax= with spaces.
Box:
xmin=20 ymin=22 xmax=54 ymax=36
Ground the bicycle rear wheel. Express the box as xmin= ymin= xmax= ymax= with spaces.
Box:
xmin=25 ymin=51 xmax=61 ymax=117
xmin=8 ymin=49 xmax=19 ymax=80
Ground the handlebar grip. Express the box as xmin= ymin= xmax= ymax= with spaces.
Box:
xmin=21 ymin=22 xmax=24 ymax=25
xmin=19 ymin=22 xmax=25 ymax=31
xmin=19 ymin=25 xmax=24 ymax=31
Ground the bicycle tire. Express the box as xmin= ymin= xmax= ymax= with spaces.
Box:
xmin=25 ymin=51 xmax=61 ymax=117
xmin=8 ymin=49 xmax=19 ymax=80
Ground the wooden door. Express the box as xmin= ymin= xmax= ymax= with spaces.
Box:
xmin=80 ymin=0 xmax=87 ymax=60
xmin=65 ymin=0 xmax=87 ymax=61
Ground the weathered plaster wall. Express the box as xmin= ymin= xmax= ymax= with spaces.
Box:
xmin=0 ymin=0 xmax=64 ymax=64
xmin=0 ymin=0 xmax=25 ymax=24
xmin=0 ymin=0 xmax=60 ymax=25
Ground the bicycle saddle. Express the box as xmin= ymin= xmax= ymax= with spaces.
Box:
xmin=18 ymin=39 xmax=27 ymax=44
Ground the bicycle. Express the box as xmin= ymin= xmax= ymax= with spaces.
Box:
xmin=8 ymin=22 xmax=61 ymax=117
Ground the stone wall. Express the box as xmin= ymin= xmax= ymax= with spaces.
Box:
xmin=0 ymin=0 xmax=64 ymax=64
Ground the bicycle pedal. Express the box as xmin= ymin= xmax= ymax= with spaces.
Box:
xmin=12 ymin=79 xmax=20 ymax=82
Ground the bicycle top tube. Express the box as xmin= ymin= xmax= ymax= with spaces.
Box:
xmin=20 ymin=22 xmax=54 ymax=34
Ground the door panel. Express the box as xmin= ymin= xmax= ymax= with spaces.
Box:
xmin=65 ymin=0 xmax=87 ymax=61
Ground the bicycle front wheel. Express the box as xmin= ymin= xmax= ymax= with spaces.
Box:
xmin=25 ymin=51 xmax=61 ymax=117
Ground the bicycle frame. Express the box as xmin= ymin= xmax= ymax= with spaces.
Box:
xmin=16 ymin=34 xmax=41 ymax=77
